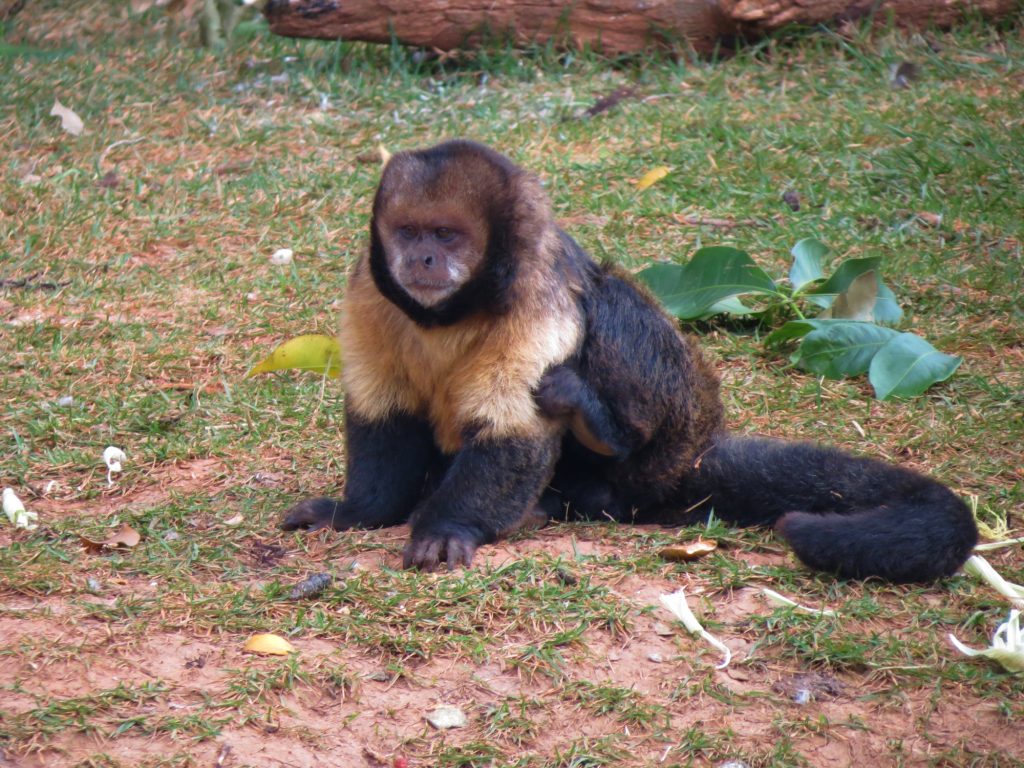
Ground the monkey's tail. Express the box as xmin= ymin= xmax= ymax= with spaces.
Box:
xmin=681 ymin=434 xmax=978 ymax=582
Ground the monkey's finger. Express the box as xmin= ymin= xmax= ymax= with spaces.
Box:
xmin=403 ymin=537 xmax=443 ymax=570
xmin=445 ymin=538 xmax=477 ymax=570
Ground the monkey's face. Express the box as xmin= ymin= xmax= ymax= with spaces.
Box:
xmin=377 ymin=204 xmax=487 ymax=308
xmin=368 ymin=141 xmax=535 ymax=326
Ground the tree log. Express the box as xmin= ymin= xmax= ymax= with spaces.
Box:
xmin=263 ymin=0 xmax=1022 ymax=55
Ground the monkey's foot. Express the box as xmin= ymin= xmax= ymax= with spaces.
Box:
xmin=402 ymin=532 xmax=479 ymax=571
xmin=280 ymin=497 xmax=347 ymax=532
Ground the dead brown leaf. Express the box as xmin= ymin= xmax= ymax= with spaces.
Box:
xmin=79 ymin=523 xmax=142 ymax=553
xmin=659 ymin=539 xmax=718 ymax=562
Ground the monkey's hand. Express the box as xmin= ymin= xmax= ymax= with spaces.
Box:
xmin=533 ymin=364 xmax=582 ymax=418
xmin=280 ymin=497 xmax=355 ymax=532
xmin=535 ymin=364 xmax=628 ymax=459
xmin=402 ymin=523 xmax=482 ymax=571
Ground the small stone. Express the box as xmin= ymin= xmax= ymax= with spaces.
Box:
xmin=426 ymin=705 xmax=467 ymax=730
xmin=270 ymin=248 xmax=293 ymax=265
xmin=647 ymin=652 xmax=664 ymax=663
xmin=57 ymin=396 xmax=75 ymax=407
xmin=653 ymin=622 xmax=675 ymax=637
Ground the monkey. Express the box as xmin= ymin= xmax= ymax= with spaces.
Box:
xmin=281 ymin=140 xmax=583 ymax=570
xmin=281 ymin=139 xmax=978 ymax=582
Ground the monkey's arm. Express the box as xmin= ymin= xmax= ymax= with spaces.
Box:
xmin=281 ymin=407 xmax=437 ymax=532
xmin=403 ymin=432 xmax=560 ymax=570
xmin=534 ymin=364 xmax=636 ymax=459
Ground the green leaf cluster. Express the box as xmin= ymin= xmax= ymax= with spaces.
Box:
xmin=638 ymin=239 xmax=961 ymax=400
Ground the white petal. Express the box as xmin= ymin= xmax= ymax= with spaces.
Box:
xmin=660 ymin=588 xmax=731 ymax=669
xmin=762 ymin=588 xmax=837 ymax=616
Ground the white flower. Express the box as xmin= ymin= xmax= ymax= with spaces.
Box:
xmin=270 ymin=248 xmax=293 ymax=265
xmin=964 ymin=555 xmax=1024 ymax=609
xmin=949 ymin=611 xmax=1024 ymax=674
xmin=3 ymin=488 xmax=38 ymax=530
xmin=659 ymin=587 xmax=731 ymax=669
xmin=103 ymin=446 xmax=127 ymax=487
xmin=761 ymin=588 xmax=837 ymax=616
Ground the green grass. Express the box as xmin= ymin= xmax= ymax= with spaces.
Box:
xmin=1 ymin=2 xmax=1022 ymax=766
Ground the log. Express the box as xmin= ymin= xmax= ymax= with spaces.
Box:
xmin=263 ymin=0 xmax=1022 ymax=56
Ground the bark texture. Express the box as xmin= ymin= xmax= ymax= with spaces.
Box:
xmin=263 ymin=0 xmax=1022 ymax=55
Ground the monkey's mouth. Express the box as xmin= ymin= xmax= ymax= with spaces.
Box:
xmin=409 ymin=279 xmax=453 ymax=291
xmin=405 ymin=279 xmax=457 ymax=306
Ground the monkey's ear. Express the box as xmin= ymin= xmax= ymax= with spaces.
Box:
xmin=378 ymin=144 xmax=393 ymax=168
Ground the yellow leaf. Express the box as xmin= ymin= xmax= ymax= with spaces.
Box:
xmin=659 ymin=539 xmax=718 ymax=562
xmin=635 ymin=166 xmax=670 ymax=191
xmin=247 ymin=334 xmax=342 ymax=378
xmin=243 ymin=633 xmax=296 ymax=656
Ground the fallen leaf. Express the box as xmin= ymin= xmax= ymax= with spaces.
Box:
xmin=223 ymin=514 xmax=244 ymax=526
xmin=247 ymin=334 xmax=342 ymax=378
xmin=659 ymin=539 xmax=718 ymax=561
xmin=50 ymin=99 xmax=84 ymax=136
xmin=80 ymin=523 xmax=142 ymax=553
xmin=636 ymin=166 xmax=670 ymax=191
xmin=243 ymin=633 xmax=296 ymax=655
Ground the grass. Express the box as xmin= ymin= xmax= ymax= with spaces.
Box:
xmin=1 ymin=2 xmax=1023 ymax=766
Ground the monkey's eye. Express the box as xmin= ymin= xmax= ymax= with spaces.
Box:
xmin=434 ymin=227 xmax=456 ymax=243
xmin=398 ymin=225 xmax=417 ymax=240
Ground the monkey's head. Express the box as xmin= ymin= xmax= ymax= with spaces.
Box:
xmin=368 ymin=140 xmax=552 ymax=327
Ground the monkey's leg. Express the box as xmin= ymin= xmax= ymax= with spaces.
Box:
xmin=402 ymin=433 xmax=561 ymax=570
xmin=281 ymin=408 xmax=438 ymax=532
xmin=496 ymin=504 xmax=550 ymax=538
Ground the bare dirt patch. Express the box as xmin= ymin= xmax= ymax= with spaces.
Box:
xmin=3 ymin=525 xmax=1021 ymax=767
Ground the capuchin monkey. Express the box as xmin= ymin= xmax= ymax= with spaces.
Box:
xmin=281 ymin=140 xmax=978 ymax=582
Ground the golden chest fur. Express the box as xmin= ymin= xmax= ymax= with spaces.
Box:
xmin=340 ymin=256 xmax=583 ymax=453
